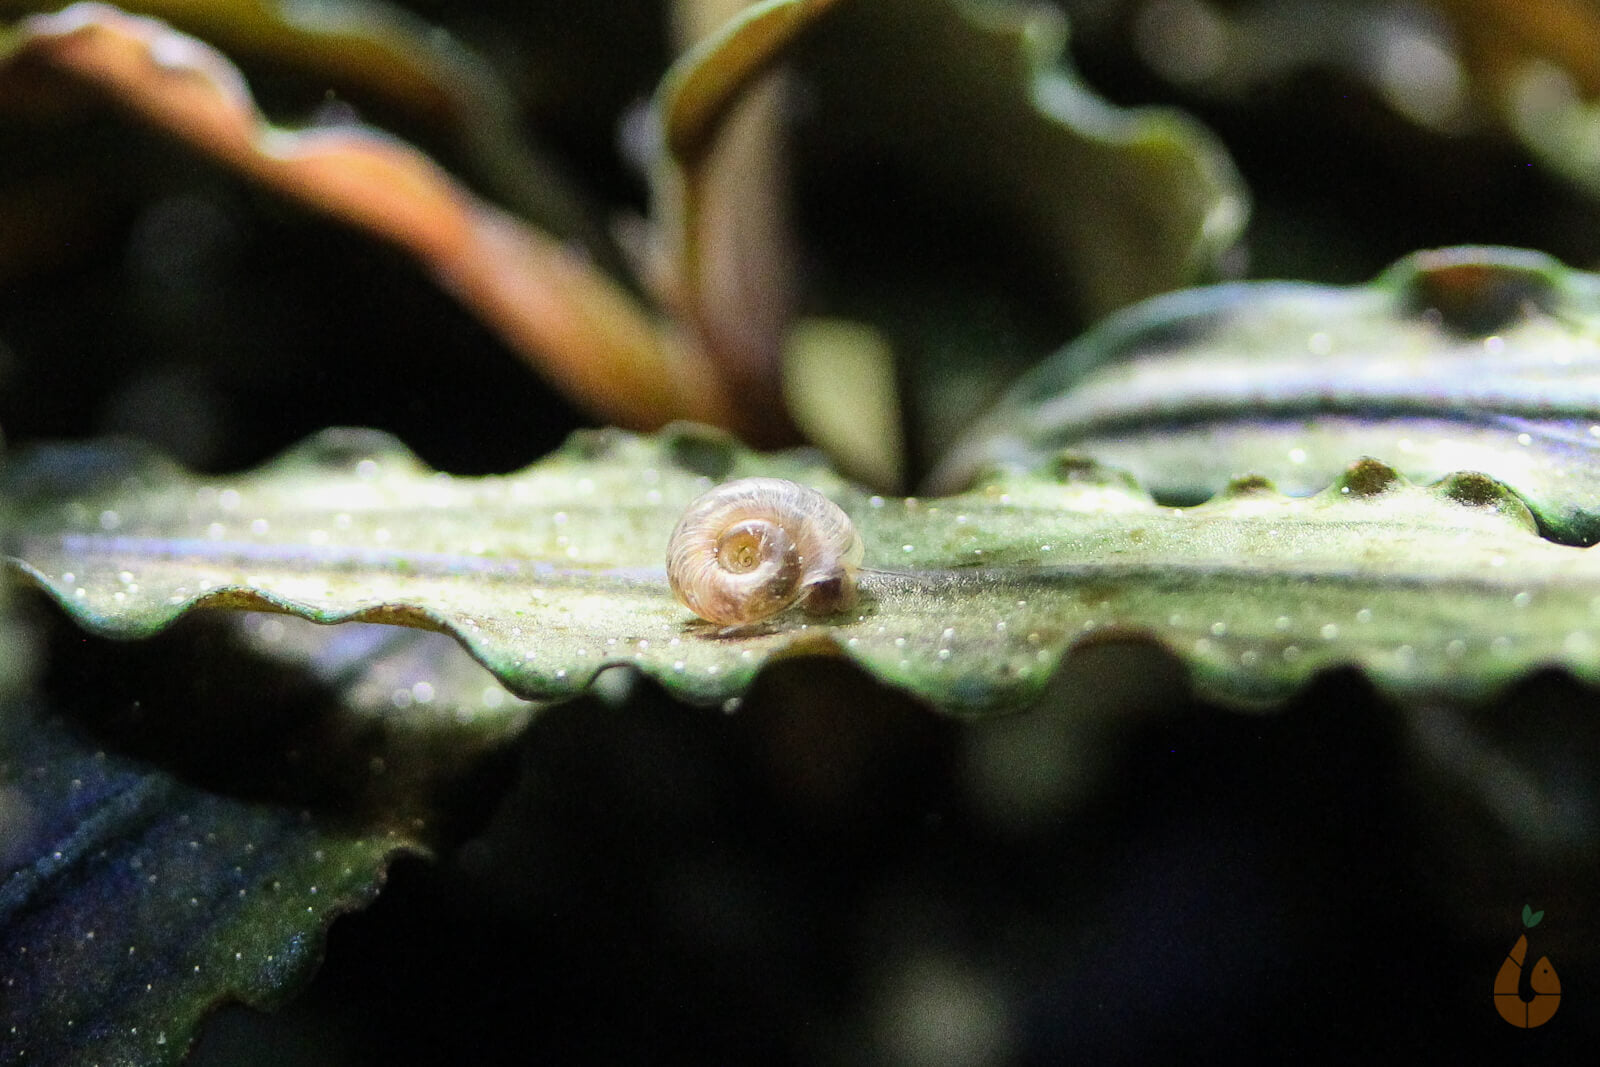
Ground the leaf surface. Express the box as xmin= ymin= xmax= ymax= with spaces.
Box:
xmin=10 ymin=425 xmax=1600 ymax=715
xmin=941 ymin=246 xmax=1600 ymax=544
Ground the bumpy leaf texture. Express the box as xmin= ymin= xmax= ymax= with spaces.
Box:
xmin=8 ymin=411 xmax=1600 ymax=717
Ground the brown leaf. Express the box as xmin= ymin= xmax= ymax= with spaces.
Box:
xmin=0 ymin=3 xmax=743 ymax=433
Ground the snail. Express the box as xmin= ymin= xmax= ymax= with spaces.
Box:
xmin=666 ymin=477 xmax=864 ymax=626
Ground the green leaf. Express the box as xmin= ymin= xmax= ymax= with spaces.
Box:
xmin=1523 ymin=904 xmax=1545 ymax=928
xmin=787 ymin=0 xmax=1247 ymax=321
xmin=651 ymin=0 xmax=1249 ymax=463
xmin=659 ymin=0 xmax=848 ymax=165
xmin=0 ymin=709 xmax=426 ymax=1065
xmin=11 ymin=424 xmax=1600 ymax=716
xmin=940 ymin=246 xmax=1600 ymax=545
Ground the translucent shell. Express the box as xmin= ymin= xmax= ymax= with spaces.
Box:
xmin=666 ymin=478 xmax=864 ymax=626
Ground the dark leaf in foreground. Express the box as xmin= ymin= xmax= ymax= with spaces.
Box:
xmin=0 ymin=709 xmax=426 ymax=1065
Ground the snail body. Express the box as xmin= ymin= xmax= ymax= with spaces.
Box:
xmin=666 ymin=477 xmax=864 ymax=626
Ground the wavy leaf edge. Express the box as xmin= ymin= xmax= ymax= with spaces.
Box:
xmin=12 ymin=421 xmax=1600 ymax=719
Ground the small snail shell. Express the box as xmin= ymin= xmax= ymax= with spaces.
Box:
xmin=666 ymin=477 xmax=864 ymax=626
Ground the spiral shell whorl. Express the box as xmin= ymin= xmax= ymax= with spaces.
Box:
xmin=666 ymin=478 xmax=864 ymax=625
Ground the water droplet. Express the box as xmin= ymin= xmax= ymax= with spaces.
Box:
xmin=98 ymin=509 xmax=121 ymax=530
